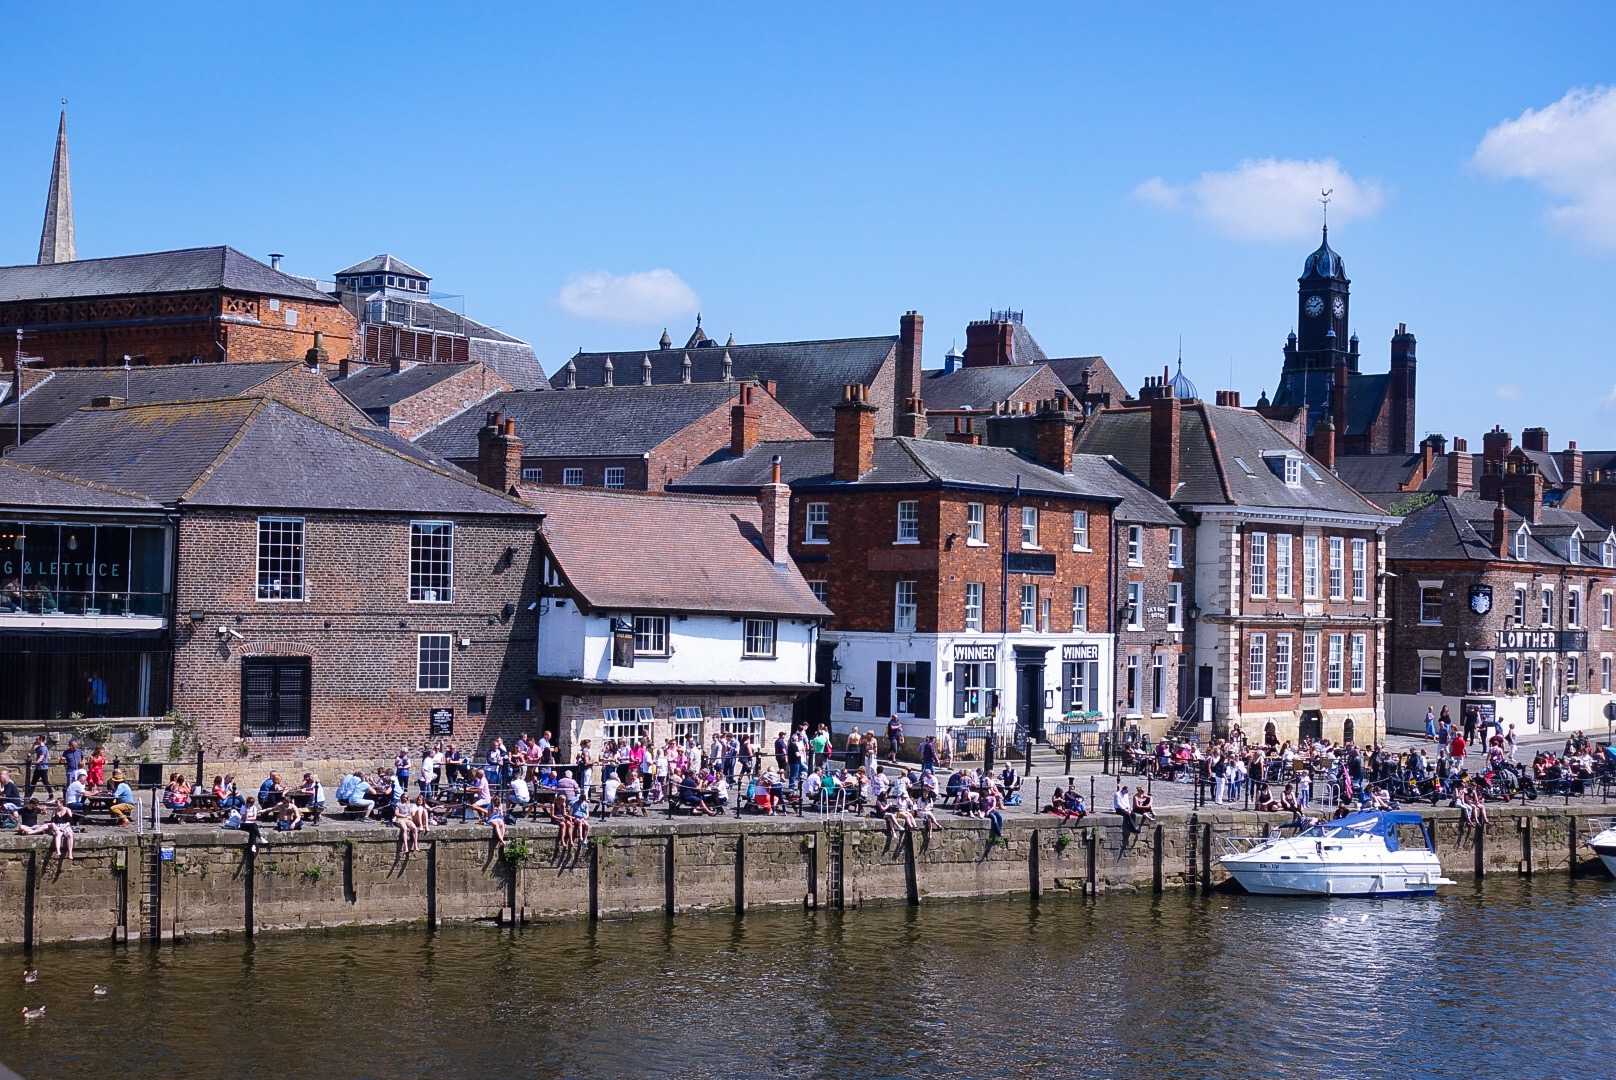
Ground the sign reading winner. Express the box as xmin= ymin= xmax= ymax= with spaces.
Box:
xmin=1062 ymin=643 xmax=1101 ymax=662
xmin=953 ymin=643 xmax=998 ymax=662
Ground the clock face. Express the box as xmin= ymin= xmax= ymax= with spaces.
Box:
xmin=1305 ymin=295 xmax=1325 ymax=318
xmin=1332 ymin=295 xmax=1346 ymax=319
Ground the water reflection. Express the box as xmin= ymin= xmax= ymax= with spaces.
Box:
xmin=3 ymin=879 xmax=1614 ymax=1080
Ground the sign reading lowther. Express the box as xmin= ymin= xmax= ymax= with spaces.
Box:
xmin=1496 ymin=629 xmax=1587 ymax=651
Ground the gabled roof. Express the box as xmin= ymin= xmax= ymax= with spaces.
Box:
xmin=340 ymin=294 xmax=547 ymax=389
xmin=0 ymin=458 xmax=159 ymax=511
xmin=920 ymin=365 xmax=1048 ymax=411
xmin=0 ymin=361 xmax=297 ymax=429
xmin=1042 ymin=356 xmax=1131 ymax=404
xmin=416 ymin=383 xmax=783 ymax=460
xmin=1388 ymin=496 xmax=1615 ymax=565
xmin=528 ymin=487 xmax=831 ymax=618
xmin=1075 ymin=402 xmax=1388 ymax=516
xmin=1333 ymin=452 xmax=1452 ymax=510
xmin=332 ymin=362 xmax=482 ymax=412
xmin=0 ymin=246 xmax=334 ymax=304
xmin=1010 ymin=323 xmax=1048 ymax=365
xmin=9 ymin=397 xmax=531 ymax=515
xmin=336 ymin=254 xmax=428 ymax=278
xmin=674 ymin=436 xmax=1124 ymax=504
xmin=559 ymin=336 xmax=896 ymax=433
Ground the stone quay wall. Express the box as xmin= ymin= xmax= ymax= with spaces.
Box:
xmin=0 ymin=805 xmax=1610 ymax=949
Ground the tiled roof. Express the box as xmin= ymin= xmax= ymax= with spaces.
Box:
xmin=331 ymin=362 xmax=482 ymax=412
xmin=558 ymin=336 xmax=896 ymax=433
xmin=674 ymin=437 xmax=1126 ymax=504
xmin=336 ymin=254 xmax=428 ymax=278
xmin=0 ymin=247 xmax=335 ymax=304
xmin=1075 ymin=402 xmax=1388 ymax=516
xmin=1333 ymin=453 xmax=1453 ymax=510
xmin=9 ymin=397 xmax=530 ymax=515
xmin=416 ymin=383 xmax=764 ymax=460
xmin=0 ymin=361 xmax=296 ymax=429
xmin=0 ymin=459 xmax=159 ymax=511
xmin=919 ymin=365 xmax=1045 ymax=410
xmin=527 ymin=487 xmax=831 ymax=618
xmin=1388 ymin=496 xmax=1616 ymax=564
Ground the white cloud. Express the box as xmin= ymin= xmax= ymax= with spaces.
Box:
xmin=1475 ymin=86 xmax=1616 ymax=249
xmin=1604 ymin=385 xmax=1616 ymax=411
xmin=1134 ymin=158 xmax=1384 ymax=241
xmin=557 ymin=269 xmax=699 ymax=322
xmin=1495 ymin=384 xmax=1522 ymax=401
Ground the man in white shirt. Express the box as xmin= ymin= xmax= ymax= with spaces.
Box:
xmin=509 ymin=774 xmax=532 ymax=809
xmin=603 ymin=772 xmax=621 ymax=811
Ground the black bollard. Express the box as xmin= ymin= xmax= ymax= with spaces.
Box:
xmin=1065 ymin=737 xmax=1074 ymax=774
xmin=985 ymin=734 xmax=995 ymax=778
xmin=1025 ymin=734 xmax=1034 ymax=773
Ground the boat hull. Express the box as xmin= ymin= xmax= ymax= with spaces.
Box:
xmin=1589 ymin=828 xmax=1616 ymax=878
xmin=1223 ymin=861 xmax=1448 ymax=897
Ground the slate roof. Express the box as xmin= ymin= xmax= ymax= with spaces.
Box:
xmin=1387 ymin=496 xmax=1616 ymax=565
xmin=331 ymin=362 xmax=480 ymax=412
xmin=336 ymin=254 xmax=428 ymax=279
xmin=674 ymin=436 xmax=1125 ymax=504
xmin=0 ymin=459 xmax=160 ymax=511
xmin=342 ymin=294 xmax=547 ymax=389
xmin=920 ymin=365 xmax=1047 ymax=410
xmin=1345 ymin=373 xmax=1389 ymax=437
xmin=0 ymin=247 xmax=335 ymax=304
xmin=527 ymin=487 xmax=831 ymax=618
xmin=1074 ymin=402 xmax=1389 ymax=516
xmin=0 ymin=361 xmax=296 ymax=429
xmin=1070 ymin=456 xmax=1191 ymax=527
xmin=416 ymin=383 xmax=765 ymax=460
xmin=1009 ymin=323 xmax=1048 ymax=365
xmin=1043 ymin=356 xmax=1130 ymax=403
xmin=8 ymin=397 xmax=530 ymax=515
xmin=557 ymin=337 xmax=897 ymax=434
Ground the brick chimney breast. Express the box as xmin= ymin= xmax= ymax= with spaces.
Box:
xmin=832 ymin=384 xmax=878 ymax=481
xmin=731 ymin=383 xmax=759 ymax=456
xmin=759 ymin=454 xmax=790 ymax=568
xmin=896 ymin=311 xmax=923 ymax=416
xmin=1148 ymin=393 xmax=1181 ymax=499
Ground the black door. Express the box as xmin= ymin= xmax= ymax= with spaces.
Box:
xmin=1017 ymin=662 xmax=1046 ymax=741
xmin=795 ymin=642 xmax=836 ymax=732
xmin=1299 ymin=710 xmax=1323 ymax=742
xmin=1197 ymin=665 xmax=1214 ymax=699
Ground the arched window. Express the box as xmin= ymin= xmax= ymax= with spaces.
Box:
xmin=1342 ymin=718 xmax=1355 ymax=746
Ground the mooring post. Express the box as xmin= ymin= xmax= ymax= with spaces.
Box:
xmin=1026 ymin=829 xmax=1039 ymax=905
xmin=1518 ymin=816 xmax=1533 ymax=876
xmin=1151 ymin=823 xmax=1164 ymax=893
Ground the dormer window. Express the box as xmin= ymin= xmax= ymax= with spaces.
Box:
xmin=1262 ymin=450 xmax=1302 ymax=487
xmin=1604 ymin=536 xmax=1616 ymax=568
xmin=1513 ymin=525 xmax=1529 ymax=561
xmin=1568 ymin=528 xmax=1583 ymax=565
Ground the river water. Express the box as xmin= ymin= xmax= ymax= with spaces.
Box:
xmin=5 ymin=877 xmax=1614 ymax=1079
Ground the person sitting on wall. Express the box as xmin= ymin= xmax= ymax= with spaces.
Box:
xmin=257 ymin=772 xmax=285 ymax=810
xmin=547 ymin=794 xmax=575 ymax=850
xmin=508 ymin=772 xmax=533 ymax=812
xmin=1253 ymin=783 xmax=1279 ymax=813
xmin=274 ymin=797 xmax=303 ymax=832
xmin=163 ymin=773 xmax=190 ymax=812
xmin=336 ymin=770 xmax=372 ymax=820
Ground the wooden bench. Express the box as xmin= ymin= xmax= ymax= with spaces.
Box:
xmin=170 ymin=794 xmax=224 ymax=825
xmin=608 ymin=792 xmax=648 ymax=817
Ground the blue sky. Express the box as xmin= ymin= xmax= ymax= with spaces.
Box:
xmin=1 ymin=3 xmax=1613 ymax=446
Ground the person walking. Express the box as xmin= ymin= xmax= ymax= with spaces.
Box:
xmin=886 ymin=714 xmax=904 ymax=763
xmin=26 ymin=736 xmax=53 ymax=798
xmin=1424 ymin=707 xmax=1437 ymax=742
xmin=85 ymin=671 xmax=110 ymax=718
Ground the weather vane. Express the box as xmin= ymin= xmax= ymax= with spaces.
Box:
xmin=1320 ymin=187 xmax=1333 ymax=227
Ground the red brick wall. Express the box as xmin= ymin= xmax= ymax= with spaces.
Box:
xmin=1116 ymin=520 xmax=1192 ymax=728
xmin=173 ymin=507 xmax=541 ymax=761
xmin=647 ymin=390 xmax=813 ymax=491
xmin=256 ymin=365 xmax=376 ymax=430
xmin=380 ymin=364 xmax=512 ymax=441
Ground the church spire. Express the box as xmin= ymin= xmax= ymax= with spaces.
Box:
xmin=38 ymin=107 xmax=75 ymax=265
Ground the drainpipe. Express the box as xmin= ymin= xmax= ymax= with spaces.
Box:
xmin=1108 ymin=515 xmax=1119 ymax=739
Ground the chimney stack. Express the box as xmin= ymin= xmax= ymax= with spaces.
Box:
xmin=963 ymin=319 xmax=1015 ymax=368
xmin=1479 ymin=427 xmax=1513 ymax=502
xmin=1388 ymin=325 xmax=1417 ymax=455
xmin=896 ymin=311 xmax=923 ymax=418
xmin=476 ymin=411 xmax=524 ymax=493
xmin=896 ymin=396 xmax=927 ymax=439
xmin=304 ymin=330 xmax=327 ymax=370
xmin=338 ymin=356 xmax=350 ymax=380
xmin=389 ymin=354 xmax=402 ymax=375
xmin=832 ymin=384 xmax=878 ymax=482
xmin=1559 ymin=440 xmax=1585 ymax=511
xmin=269 ymin=253 xmax=284 ymax=272
xmin=1501 ymin=464 xmax=1544 ymax=525
xmin=1447 ymin=437 xmax=1473 ymax=497
xmin=945 ymin=416 xmax=981 ymax=446
xmin=759 ymin=454 xmax=790 ymax=569
xmin=1033 ymin=399 xmax=1075 ymax=474
xmin=1148 ymin=390 xmax=1182 ymax=499
xmin=1314 ymin=412 xmax=1337 ymax=470
xmin=731 ymin=383 xmax=760 ymax=456
xmin=89 ymin=395 xmax=125 ymax=408
xmin=1521 ymin=426 xmax=1549 ymax=452
xmin=1492 ymin=500 xmax=1509 ymax=559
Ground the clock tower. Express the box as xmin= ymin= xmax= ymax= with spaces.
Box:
xmin=1273 ymin=225 xmax=1358 ymax=416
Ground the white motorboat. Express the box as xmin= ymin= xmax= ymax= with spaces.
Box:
xmin=1219 ymin=811 xmax=1455 ymax=897
xmin=1587 ymin=826 xmax=1616 ymax=878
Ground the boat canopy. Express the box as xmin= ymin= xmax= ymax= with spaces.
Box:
xmin=1299 ymin=812 xmax=1430 ymax=849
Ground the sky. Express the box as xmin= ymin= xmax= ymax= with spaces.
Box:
xmin=0 ymin=3 xmax=1613 ymax=446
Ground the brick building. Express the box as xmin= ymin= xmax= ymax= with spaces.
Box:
xmin=0 ymin=247 xmax=355 ymax=372
xmin=9 ymin=396 xmax=543 ymax=761
xmin=523 ymin=483 xmax=829 ymax=757
xmin=416 ymin=381 xmax=813 ymax=492
xmin=329 ymin=359 xmax=512 ymax=441
xmin=675 ymin=387 xmax=1159 ymax=748
xmin=1078 ymin=378 xmax=1397 ymax=745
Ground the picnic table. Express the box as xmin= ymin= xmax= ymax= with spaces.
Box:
xmin=171 ymin=792 xmax=224 ymax=825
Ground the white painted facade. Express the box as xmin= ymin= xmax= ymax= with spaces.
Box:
xmin=824 ymin=628 xmax=1114 ymax=744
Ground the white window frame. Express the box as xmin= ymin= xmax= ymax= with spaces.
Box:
xmin=1040 ymin=596 xmax=1051 ymax=633
xmin=1151 ymin=653 xmax=1167 ymax=716
xmin=1504 ymin=656 xmax=1519 ymax=693
xmin=1513 ymin=587 xmax=1527 ymax=627
xmin=1568 ymin=589 xmax=1582 ymax=628
xmin=1467 ymin=655 xmax=1492 ymax=695
xmin=1603 ymin=591 xmax=1613 ymax=630
xmin=742 ymin=618 xmax=777 ymax=658
xmin=1021 ymin=584 xmax=1037 ymax=631
xmin=1274 ymin=534 xmax=1293 ymax=599
xmin=520 ymin=467 xmax=542 ymax=483
xmin=1021 ymin=506 xmax=1039 ymax=549
xmin=633 ymin=614 xmax=669 ymax=656
xmin=1274 ymin=632 xmax=1293 ymax=695
xmin=1513 ymin=526 xmax=1529 ymax=561
xmin=893 ymin=663 xmax=919 ymax=717
xmin=1248 ymin=531 xmax=1268 ymax=598
xmin=603 ymin=467 xmax=626 ymax=490
xmin=1072 ymin=510 xmax=1089 ymax=551
xmin=256 ymin=516 xmax=306 ymax=602
xmin=1329 ymin=537 xmax=1345 ymax=600
xmin=1418 ymin=653 xmax=1442 ymax=695
xmin=895 ymin=581 xmax=918 ymax=632
xmin=672 ymin=706 xmax=705 ymax=745
xmin=1126 ymin=581 xmax=1143 ymax=630
xmin=1301 ymin=632 xmax=1319 ymax=694
xmin=1605 ymin=537 xmax=1616 ymax=569
xmin=1419 ymin=584 xmax=1443 ymax=625
xmin=1327 ymin=633 xmax=1345 ymax=693
xmin=603 ymin=707 xmax=652 ymax=743
xmin=1602 ymin=655 xmax=1613 ymax=694
xmin=1247 ymin=633 xmax=1267 ymax=696
xmin=1127 ymin=525 xmax=1143 ymax=566
xmin=1351 ymin=537 xmax=1367 ymax=601
xmin=1568 ymin=656 xmax=1580 ymax=690
xmin=1569 ymin=529 xmax=1582 ymax=565
xmin=1350 ymin=633 xmax=1367 ymax=693
xmin=409 ymin=520 xmax=454 ymax=603
xmin=808 ymin=580 xmax=828 ymax=605
xmin=1124 ymin=654 xmax=1140 ymax=715
xmin=964 ymin=582 xmax=983 ymax=631
xmin=966 ymin=502 xmax=986 ymax=546
xmin=417 ymin=633 xmax=452 ymax=691
xmin=562 ymin=468 xmax=584 ymax=487
xmin=805 ymin=502 xmax=829 ymax=543
xmin=1072 ymin=585 xmax=1088 ymax=632
xmin=1166 ymin=582 xmax=1182 ymax=629
xmin=1167 ymin=526 xmax=1183 ymax=568
xmin=1542 ymin=587 xmax=1554 ymax=627
xmin=896 ymin=500 xmax=920 ymax=543
xmin=1302 ymin=535 xmax=1320 ymax=599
